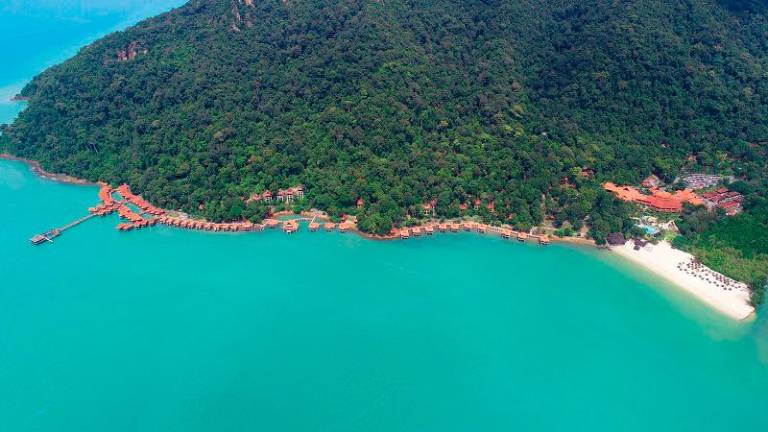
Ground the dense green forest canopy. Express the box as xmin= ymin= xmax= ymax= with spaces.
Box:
xmin=1 ymin=0 xmax=767 ymax=245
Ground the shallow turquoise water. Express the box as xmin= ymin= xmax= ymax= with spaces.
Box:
xmin=2 ymin=160 xmax=768 ymax=431
xmin=2 ymin=2 xmax=768 ymax=431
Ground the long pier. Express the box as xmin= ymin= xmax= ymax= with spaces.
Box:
xmin=30 ymin=213 xmax=97 ymax=245
xmin=59 ymin=213 xmax=97 ymax=231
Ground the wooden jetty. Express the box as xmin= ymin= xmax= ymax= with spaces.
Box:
xmin=30 ymin=213 xmax=96 ymax=245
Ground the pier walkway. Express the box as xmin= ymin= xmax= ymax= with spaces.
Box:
xmin=30 ymin=213 xmax=97 ymax=245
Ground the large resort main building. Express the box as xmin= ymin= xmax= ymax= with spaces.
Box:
xmin=604 ymin=175 xmax=743 ymax=215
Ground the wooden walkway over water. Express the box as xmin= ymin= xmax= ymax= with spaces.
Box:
xmin=30 ymin=213 xmax=97 ymax=245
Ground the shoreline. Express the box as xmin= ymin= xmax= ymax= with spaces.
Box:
xmin=610 ymin=241 xmax=755 ymax=321
xmin=0 ymin=154 xmax=96 ymax=185
xmin=2 ymin=156 xmax=754 ymax=321
xmin=0 ymin=154 xmax=591 ymax=245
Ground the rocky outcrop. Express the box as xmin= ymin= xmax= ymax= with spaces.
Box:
xmin=116 ymin=41 xmax=148 ymax=62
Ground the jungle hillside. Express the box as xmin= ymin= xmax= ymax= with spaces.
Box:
xmin=2 ymin=0 xmax=767 ymax=292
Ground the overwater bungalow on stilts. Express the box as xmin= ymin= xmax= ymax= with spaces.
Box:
xmin=282 ymin=220 xmax=298 ymax=234
xmin=309 ymin=222 xmax=320 ymax=232
xmin=517 ymin=232 xmax=528 ymax=242
xmin=425 ymin=225 xmax=434 ymax=235
xmin=400 ymin=228 xmax=410 ymax=239
xmin=324 ymin=222 xmax=336 ymax=232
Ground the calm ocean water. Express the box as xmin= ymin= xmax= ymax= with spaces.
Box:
xmin=1 ymin=2 xmax=768 ymax=431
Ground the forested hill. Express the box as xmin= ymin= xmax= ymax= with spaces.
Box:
xmin=2 ymin=0 xmax=767 ymax=238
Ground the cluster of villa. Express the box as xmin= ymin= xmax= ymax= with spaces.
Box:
xmin=84 ymin=182 xmax=550 ymax=244
xmin=249 ymin=186 xmax=304 ymax=203
xmin=89 ymin=185 xmax=120 ymax=216
xmin=88 ymin=184 xmax=166 ymax=231
xmin=116 ymin=184 xmax=165 ymax=216
xmin=701 ymin=188 xmax=744 ymax=215
xmin=396 ymin=221 xmax=550 ymax=245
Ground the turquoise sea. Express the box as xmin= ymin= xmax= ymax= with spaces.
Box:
xmin=1 ymin=2 xmax=768 ymax=431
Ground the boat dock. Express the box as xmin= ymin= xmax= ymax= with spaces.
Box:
xmin=29 ymin=213 xmax=96 ymax=245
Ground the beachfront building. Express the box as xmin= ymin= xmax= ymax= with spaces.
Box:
xmin=607 ymin=232 xmax=626 ymax=246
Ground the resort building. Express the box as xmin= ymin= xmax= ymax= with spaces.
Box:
xmin=603 ymin=182 xmax=703 ymax=212
xmin=607 ymin=232 xmax=626 ymax=246
xmin=701 ymin=188 xmax=743 ymax=215
xmin=422 ymin=201 xmax=436 ymax=216
xmin=276 ymin=186 xmax=305 ymax=202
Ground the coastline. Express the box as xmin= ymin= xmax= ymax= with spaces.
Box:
xmin=0 ymin=153 xmax=96 ymax=185
xmin=3 ymin=155 xmax=755 ymax=321
xmin=610 ymin=241 xmax=755 ymax=321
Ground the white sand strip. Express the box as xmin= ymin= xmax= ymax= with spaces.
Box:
xmin=611 ymin=241 xmax=755 ymax=320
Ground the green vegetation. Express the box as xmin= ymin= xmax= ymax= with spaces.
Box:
xmin=1 ymin=0 xmax=767 ymax=291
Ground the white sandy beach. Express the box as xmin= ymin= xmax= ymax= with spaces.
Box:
xmin=611 ymin=241 xmax=755 ymax=320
